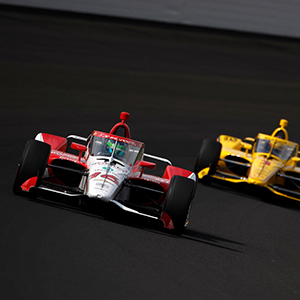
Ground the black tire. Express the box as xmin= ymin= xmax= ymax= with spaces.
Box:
xmin=13 ymin=139 xmax=51 ymax=195
xmin=194 ymin=138 xmax=222 ymax=175
xmin=164 ymin=175 xmax=195 ymax=233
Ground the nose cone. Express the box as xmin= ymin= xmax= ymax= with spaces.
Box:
xmin=94 ymin=193 xmax=111 ymax=202
xmin=87 ymin=164 xmax=123 ymax=202
xmin=248 ymin=177 xmax=265 ymax=186
xmin=248 ymin=156 xmax=281 ymax=186
xmin=87 ymin=178 xmax=116 ymax=202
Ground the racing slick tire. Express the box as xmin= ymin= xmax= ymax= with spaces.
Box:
xmin=13 ymin=139 xmax=51 ymax=195
xmin=164 ymin=175 xmax=195 ymax=234
xmin=194 ymin=138 xmax=221 ymax=176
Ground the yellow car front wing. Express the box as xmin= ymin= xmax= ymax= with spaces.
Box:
xmin=199 ymin=167 xmax=300 ymax=202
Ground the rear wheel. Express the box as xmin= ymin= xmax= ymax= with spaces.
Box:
xmin=13 ymin=139 xmax=51 ymax=195
xmin=194 ymin=139 xmax=222 ymax=175
xmin=164 ymin=175 xmax=195 ymax=233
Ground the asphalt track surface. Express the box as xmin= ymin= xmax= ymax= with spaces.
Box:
xmin=1 ymin=5 xmax=300 ymax=300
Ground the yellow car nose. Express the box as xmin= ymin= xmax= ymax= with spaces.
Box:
xmin=248 ymin=178 xmax=265 ymax=186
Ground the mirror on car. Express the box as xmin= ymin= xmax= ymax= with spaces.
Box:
xmin=71 ymin=142 xmax=87 ymax=152
xmin=139 ymin=161 xmax=156 ymax=170
xmin=71 ymin=142 xmax=87 ymax=161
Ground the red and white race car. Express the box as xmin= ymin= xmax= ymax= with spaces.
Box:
xmin=13 ymin=112 xmax=197 ymax=233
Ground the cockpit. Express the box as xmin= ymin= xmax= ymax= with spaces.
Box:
xmin=88 ymin=135 xmax=143 ymax=166
xmin=254 ymin=136 xmax=296 ymax=161
xmin=253 ymin=119 xmax=298 ymax=161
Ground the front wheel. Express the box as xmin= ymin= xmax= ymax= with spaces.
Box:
xmin=13 ymin=139 xmax=51 ymax=195
xmin=194 ymin=138 xmax=222 ymax=175
xmin=164 ymin=175 xmax=196 ymax=233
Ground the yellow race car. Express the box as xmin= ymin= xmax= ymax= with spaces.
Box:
xmin=194 ymin=119 xmax=300 ymax=201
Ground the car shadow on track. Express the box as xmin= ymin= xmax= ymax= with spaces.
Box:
xmin=22 ymin=193 xmax=245 ymax=253
xmin=181 ymin=229 xmax=245 ymax=253
xmin=204 ymin=179 xmax=300 ymax=212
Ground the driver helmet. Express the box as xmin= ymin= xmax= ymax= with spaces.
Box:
xmin=106 ymin=139 xmax=127 ymax=157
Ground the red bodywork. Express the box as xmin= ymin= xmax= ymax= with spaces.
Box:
xmin=17 ymin=112 xmax=196 ymax=231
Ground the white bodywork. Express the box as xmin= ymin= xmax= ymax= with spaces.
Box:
xmin=85 ymin=157 xmax=131 ymax=202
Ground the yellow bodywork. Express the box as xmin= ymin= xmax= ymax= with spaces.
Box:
xmin=198 ymin=119 xmax=300 ymax=201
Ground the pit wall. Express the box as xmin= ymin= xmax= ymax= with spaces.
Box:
xmin=2 ymin=0 xmax=300 ymax=38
